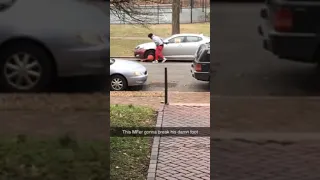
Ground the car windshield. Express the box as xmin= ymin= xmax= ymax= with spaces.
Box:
xmin=110 ymin=58 xmax=115 ymax=65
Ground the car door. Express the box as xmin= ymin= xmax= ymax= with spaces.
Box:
xmin=162 ymin=36 xmax=186 ymax=58
xmin=178 ymin=36 xmax=203 ymax=60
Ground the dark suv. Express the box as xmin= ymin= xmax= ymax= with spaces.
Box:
xmin=258 ymin=0 xmax=320 ymax=63
xmin=191 ymin=42 xmax=210 ymax=81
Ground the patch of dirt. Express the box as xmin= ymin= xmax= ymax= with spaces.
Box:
xmin=170 ymin=92 xmax=210 ymax=104
xmin=110 ymin=91 xmax=164 ymax=97
xmin=0 ymin=111 xmax=109 ymax=141
xmin=110 ymin=91 xmax=210 ymax=110
xmin=0 ymin=92 xmax=209 ymax=140
xmin=0 ymin=94 xmax=109 ymax=140
xmin=0 ymin=94 xmax=109 ymax=111
xmin=111 ymin=96 xmax=163 ymax=110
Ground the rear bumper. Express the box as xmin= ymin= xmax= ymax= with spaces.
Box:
xmin=134 ymin=49 xmax=146 ymax=58
xmin=191 ymin=65 xmax=210 ymax=81
xmin=192 ymin=72 xmax=210 ymax=81
xmin=258 ymin=25 xmax=318 ymax=62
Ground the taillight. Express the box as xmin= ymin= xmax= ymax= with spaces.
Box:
xmin=274 ymin=8 xmax=293 ymax=32
xmin=195 ymin=64 xmax=202 ymax=72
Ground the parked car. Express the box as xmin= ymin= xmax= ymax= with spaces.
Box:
xmin=110 ymin=58 xmax=148 ymax=91
xmin=257 ymin=0 xmax=320 ymax=64
xmin=134 ymin=33 xmax=210 ymax=61
xmin=191 ymin=42 xmax=210 ymax=81
xmin=0 ymin=0 xmax=108 ymax=92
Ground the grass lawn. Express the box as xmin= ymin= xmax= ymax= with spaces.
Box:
xmin=110 ymin=104 xmax=157 ymax=180
xmin=110 ymin=23 xmax=210 ymax=37
xmin=110 ymin=23 xmax=210 ymax=56
xmin=0 ymin=135 xmax=108 ymax=179
xmin=110 ymin=39 xmax=147 ymax=57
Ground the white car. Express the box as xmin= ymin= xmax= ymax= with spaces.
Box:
xmin=134 ymin=33 xmax=210 ymax=61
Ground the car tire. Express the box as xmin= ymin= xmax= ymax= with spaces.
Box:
xmin=144 ymin=50 xmax=155 ymax=61
xmin=0 ymin=42 xmax=54 ymax=92
xmin=110 ymin=74 xmax=127 ymax=91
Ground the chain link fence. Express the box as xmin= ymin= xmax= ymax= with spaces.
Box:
xmin=110 ymin=0 xmax=210 ymax=24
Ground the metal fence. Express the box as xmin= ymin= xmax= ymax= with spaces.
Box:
xmin=110 ymin=0 xmax=210 ymax=24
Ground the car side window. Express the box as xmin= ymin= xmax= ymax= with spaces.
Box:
xmin=185 ymin=36 xmax=202 ymax=43
xmin=168 ymin=36 xmax=185 ymax=43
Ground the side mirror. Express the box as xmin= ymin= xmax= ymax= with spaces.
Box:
xmin=260 ymin=8 xmax=268 ymax=19
xmin=163 ymin=40 xmax=169 ymax=44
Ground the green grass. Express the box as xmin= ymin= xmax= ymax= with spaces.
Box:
xmin=110 ymin=39 xmax=147 ymax=57
xmin=0 ymin=135 xmax=108 ymax=179
xmin=110 ymin=23 xmax=210 ymax=37
xmin=110 ymin=104 xmax=156 ymax=180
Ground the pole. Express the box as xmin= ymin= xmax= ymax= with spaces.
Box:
xmin=202 ymin=0 xmax=204 ymax=12
xmin=204 ymin=0 xmax=207 ymax=22
xmin=158 ymin=4 xmax=160 ymax=24
xmin=190 ymin=0 xmax=193 ymax=23
xmin=164 ymin=67 xmax=168 ymax=105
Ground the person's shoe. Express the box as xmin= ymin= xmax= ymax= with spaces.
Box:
xmin=162 ymin=57 xmax=167 ymax=63
xmin=152 ymin=60 xmax=158 ymax=63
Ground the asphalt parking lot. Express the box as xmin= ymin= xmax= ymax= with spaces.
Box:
xmin=136 ymin=62 xmax=209 ymax=92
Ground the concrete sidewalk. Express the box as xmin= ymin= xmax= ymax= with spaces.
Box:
xmin=148 ymin=104 xmax=210 ymax=180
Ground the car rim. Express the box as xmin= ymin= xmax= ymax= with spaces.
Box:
xmin=3 ymin=52 xmax=42 ymax=90
xmin=111 ymin=78 xmax=123 ymax=90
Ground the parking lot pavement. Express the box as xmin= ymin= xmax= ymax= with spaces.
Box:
xmin=211 ymin=3 xmax=320 ymax=96
xmin=138 ymin=62 xmax=210 ymax=92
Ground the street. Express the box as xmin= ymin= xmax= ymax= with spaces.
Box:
xmin=211 ymin=3 xmax=320 ymax=96
xmin=136 ymin=62 xmax=209 ymax=92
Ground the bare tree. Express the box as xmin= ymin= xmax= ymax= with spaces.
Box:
xmin=110 ymin=0 xmax=164 ymax=26
xmin=171 ymin=0 xmax=180 ymax=35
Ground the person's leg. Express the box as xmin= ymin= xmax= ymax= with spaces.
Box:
xmin=158 ymin=46 xmax=164 ymax=59
xmin=154 ymin=46 xmax=159 ymax=63
xmin=158 ymin=45 xmax=167 ymax=63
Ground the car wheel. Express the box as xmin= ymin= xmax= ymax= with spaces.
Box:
xmin=111 ymin=74 xmax=127 ymax=91
xmin=144 ymin=50 xmax=155 ymax=61
xmin=0 ymin=42 xmax=54 ymax=92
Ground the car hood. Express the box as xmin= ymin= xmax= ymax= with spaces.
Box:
xmin=112 ymin=59 xmax=146 ymax=71
xmin=136 ymin=42 xmax=155 ymax=49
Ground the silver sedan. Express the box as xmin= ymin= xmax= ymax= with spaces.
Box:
xmin=0 ymin=0 xmax=108 ymax=92
xmin=134 ymin=33 xmax=210 ymax=61
xmin=110 ymin=58 xmax=148 ymax=91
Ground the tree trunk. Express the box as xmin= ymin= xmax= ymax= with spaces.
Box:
xmin=172 ymin=0 xmax=180 ymax=35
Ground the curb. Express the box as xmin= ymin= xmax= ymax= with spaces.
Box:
xmin=111 ymin=57 xmax=192 ymax=63
xmin=147 ymin=105 xmax=165 ymax=180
